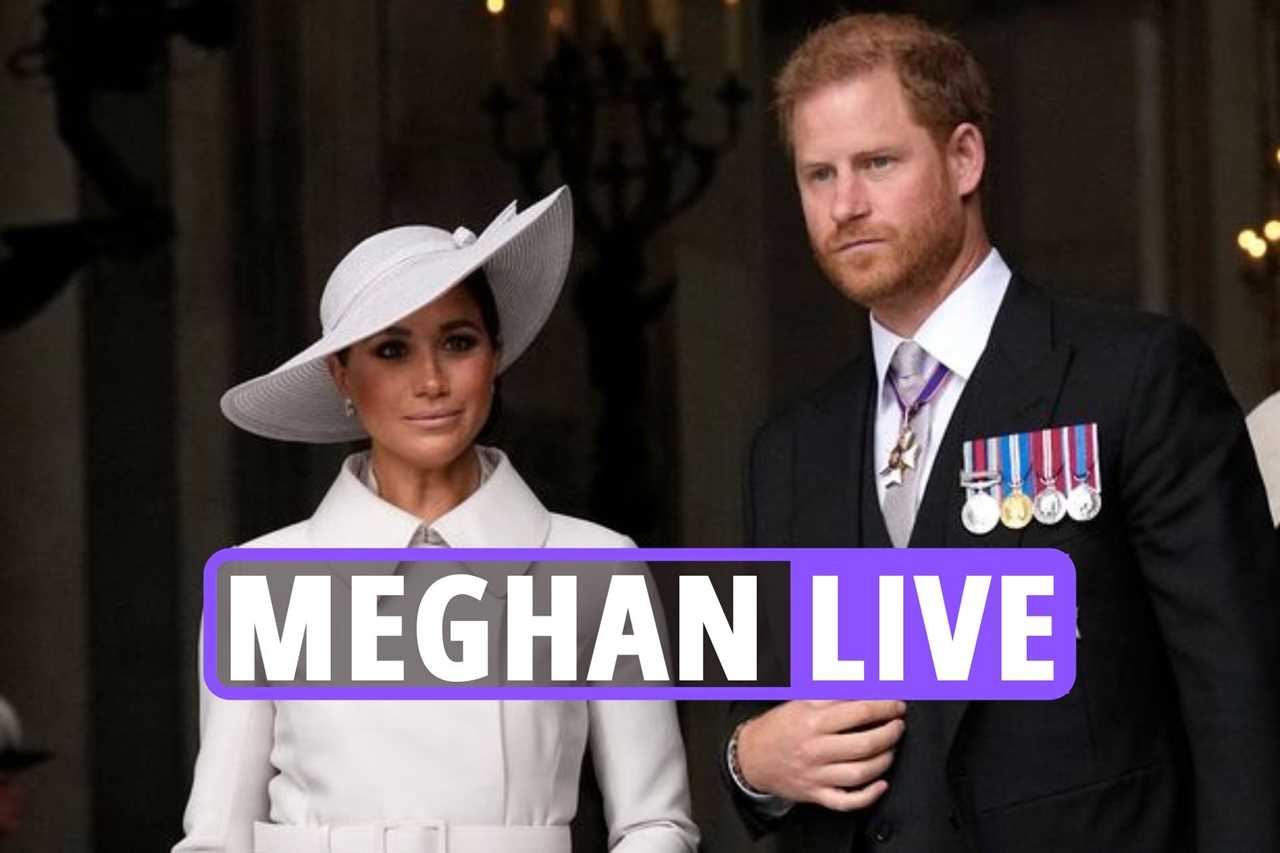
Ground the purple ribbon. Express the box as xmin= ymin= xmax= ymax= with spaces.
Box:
xmin=888 ymin=361 xmax=951 ymax=423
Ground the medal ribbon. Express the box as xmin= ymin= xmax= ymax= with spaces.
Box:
xmin=1000 ymin=433 xmax=1033 ymax=498
xmin=1059 ymin=427 xmax=1074 ymax=489
xmin=1019 ymin=432 xmax=1033 ymax=490
xmin=1073 ymin=425 xmax=1086 ymax=483
xmin=987 ymin=437 xmax=1002 ymax=500
xmin=1089 ymin=423 xmax=1101 ymax=491
xmin=1031 ymin=429 xmax=1061 ymax=494
xmin=1059 ymin=423 xmax=1102 ymax=492
xmin=966 ymin=425 xmax=1096 ymax=517
xmin=887 ymin=362 xmax=951 ymax=424
xmin=1069 ymin=423 xmax=1101 ymax=490
xmin=962 ymin=438 xmax=997 ymax=484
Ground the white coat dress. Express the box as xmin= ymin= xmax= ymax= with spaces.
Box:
xmin=173 ymin=448 xmax=699 ymax=853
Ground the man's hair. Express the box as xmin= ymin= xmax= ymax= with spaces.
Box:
xmin=774 ymin=13 xmax=992 ymax=150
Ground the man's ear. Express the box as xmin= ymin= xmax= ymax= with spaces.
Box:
xmin=947 ymin=122 xmax=986 ymax=198
xmin=326 ymin=353 xmax=350 ymax=397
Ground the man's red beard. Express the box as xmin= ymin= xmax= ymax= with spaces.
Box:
xmin=814 ymin=200 xmax=965 ymax=310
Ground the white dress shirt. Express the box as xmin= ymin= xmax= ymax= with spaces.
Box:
xmin=871 ymin=249 xmax=1011 ymax=510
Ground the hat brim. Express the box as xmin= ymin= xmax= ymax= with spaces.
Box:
xmin=221 ymin=187 xmax=573 ymax=443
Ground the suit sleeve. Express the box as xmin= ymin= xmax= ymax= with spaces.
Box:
xmin=171 ymin=621 xmax=275 ymax=853
xmin=1120 ymin=321 xmax=1280 ymax=850
xmin=719 ymin=421 xmax=796 ymax=838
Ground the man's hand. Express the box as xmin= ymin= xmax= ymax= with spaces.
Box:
xmin=737 ymin=700 xmax=907 ymax=811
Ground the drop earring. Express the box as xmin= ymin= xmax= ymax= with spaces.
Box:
xmin=343 ymin=398 xmax=357 ymax=418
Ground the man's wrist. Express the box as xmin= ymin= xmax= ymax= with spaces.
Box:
xmin=727 ymin=720 xmax=792 ymax=818
xmin=728 ymin=720 xmax=768 ymax=797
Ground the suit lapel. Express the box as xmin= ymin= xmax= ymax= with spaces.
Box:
xmin=906 ymin=278 xmax=1075 ymax=546
xmin=940 ymin=278 xmax=1075 ymax=547
xmin=861 ymin=395 xmax=894 ymax=547
xmin=912 ymin=277 xmax=1076 ymax=758
xmin=792 ymin=357 xmax=878 ymax=547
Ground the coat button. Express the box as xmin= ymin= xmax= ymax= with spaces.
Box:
xmin=948 ymin=809 xmax=961 ymax=830
xmin=872 ymin=821 xmax=894 ymax=843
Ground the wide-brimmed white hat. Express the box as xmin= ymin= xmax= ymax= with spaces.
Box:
xmin=221 ymin=186 xmax=573 ymax=443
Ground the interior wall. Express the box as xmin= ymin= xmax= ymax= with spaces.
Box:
xmin=1201 ymin=0 xmax=1271 ymax=408
xmin=969 ymin=5 xmax=1144 ymax=304
xmin=0 ymin=3 xmax=91 ymax=852
xmin=169 ymin=33 xmax=238 ymax=781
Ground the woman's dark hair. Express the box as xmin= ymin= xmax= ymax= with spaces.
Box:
xmin=335 ymin=268 xmax=502 ymax=364
xmin=461 ymin=268 xmax=502 ymax=347
xmin=463 ymin=269 xmax=504 ymax=442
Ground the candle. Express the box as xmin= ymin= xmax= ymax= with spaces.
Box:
xmin=487 ymin=0 xmax=507 ymax=81
xmin=548 ymin=0 xmax=573 ymax=57
xmin=601 ymin=0 xmax=623 ymax=39
xmin=648 ymin=0 xmax=681 ymax=57
xmin=724 ymin=0 xmax=742 ymax=74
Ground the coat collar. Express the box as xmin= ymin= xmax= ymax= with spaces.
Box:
xmin=305 ymin=448 xmax=552 ymax=599
xmin=306 ymin=447 xmax=551 ymax=549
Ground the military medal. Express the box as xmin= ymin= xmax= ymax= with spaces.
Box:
xmin=1034 ymin=481 xmax=1068 ymax=525
xmin=964 ymin=423 xmax=1101 ymax=532
xmin=879 ymin=360 xmax=951 ymax=488
xmin=999 ymin=433 xmax=1034 ymax=529
xmin=1001 ymin=488 xmax=1033 ymax=528
xmin=1031 ymin=428 xmax=1067 ymax=525
xmin=1064 ymin=423 xmax=1102 ymax=522
xmin=880 ymin=428 xmax=921 ymax=488
xmin=960 ymin=437 xmax=1001 ymax=535
xmin=961 ymin=475 xmax=1001 ymax=535
xmin=1067 ymin=483 xmax=1100 ymax=521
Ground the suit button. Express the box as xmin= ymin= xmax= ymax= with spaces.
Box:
xmin=872 ymin=821 xmax=894 ymax=843
xmin=948 ymin=809 xmax=960 ymax=830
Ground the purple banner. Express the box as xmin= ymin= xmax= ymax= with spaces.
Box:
xmin=203 ymin=547 xmax=1075 ymax=701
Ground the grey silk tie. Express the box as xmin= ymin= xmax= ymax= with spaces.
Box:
xmin=882 ymin=341 xmax=937 ymax=547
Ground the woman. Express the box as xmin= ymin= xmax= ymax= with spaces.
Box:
xmin=175 ymin=188 xmax=698 ymax=853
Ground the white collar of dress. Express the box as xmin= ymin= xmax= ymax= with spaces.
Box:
xmin=306 ymin=446 xmax=552 ymax=549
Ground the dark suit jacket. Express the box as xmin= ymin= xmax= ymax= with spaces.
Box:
xmin=725 ymin=278 xmax=1280 ymax=852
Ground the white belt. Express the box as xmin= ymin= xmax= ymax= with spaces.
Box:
xmin=253 ymin=820 xmax=571 ymax=853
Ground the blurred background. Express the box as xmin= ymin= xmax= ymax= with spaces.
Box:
xmin=0 ymin=0 xmax=1276 ymax=850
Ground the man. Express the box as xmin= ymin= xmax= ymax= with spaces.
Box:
xmin=722 ymin=13 xmax=1280 ymax=853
